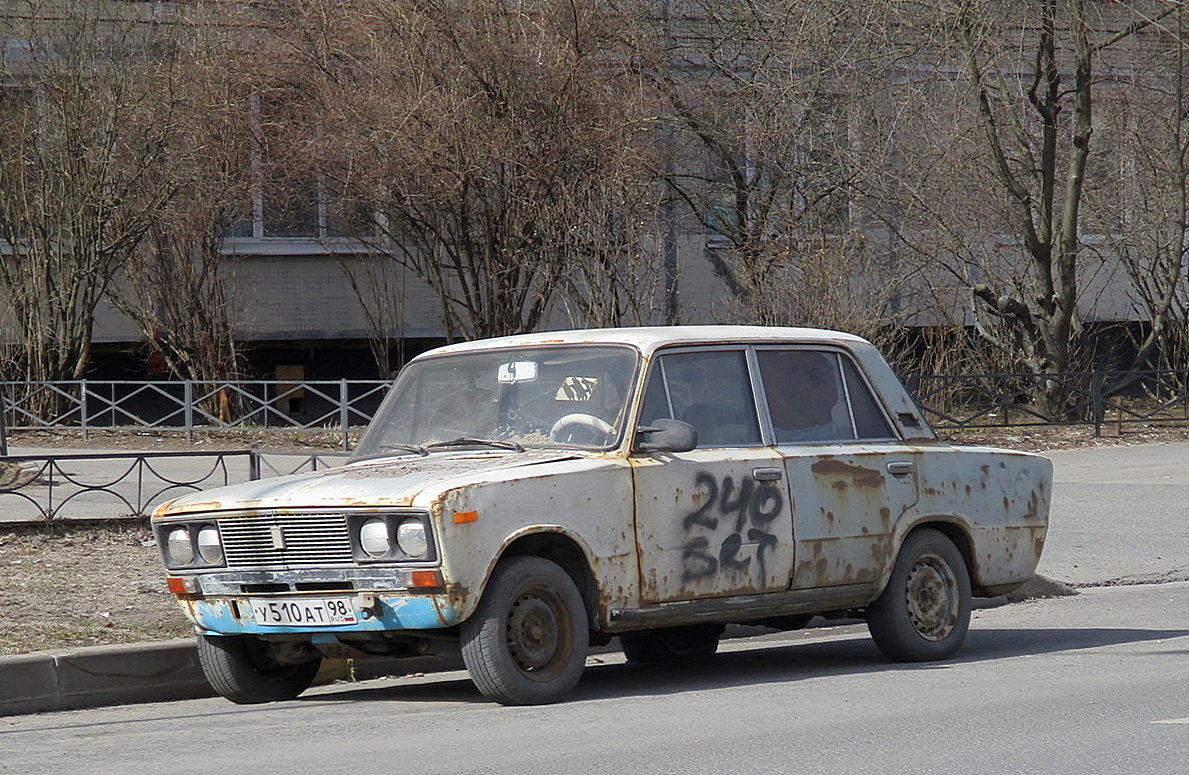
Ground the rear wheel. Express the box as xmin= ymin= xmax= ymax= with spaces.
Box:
xmin=461 ymin=557 xmax=589 ymax=705
xmin=866 ymin=528 xmax=971 ymax=661
xmin=197 ymin=634 xmax=322 ymax=704
xmin=620 ymin=625 xmax=723 ymax=663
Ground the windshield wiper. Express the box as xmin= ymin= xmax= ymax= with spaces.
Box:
xmin=424 ymin=437 xmax=526 ymax=452
xmin=376 ymin=443 xmax=430 ymax=457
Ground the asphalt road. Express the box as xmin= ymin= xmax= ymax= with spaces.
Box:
xmin=1040 ymin=442 xmax=1189 ymax=586
xmin=1 ymin=582 xmax=1185 ymax=775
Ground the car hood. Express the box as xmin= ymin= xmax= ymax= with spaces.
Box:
xmin=156 ymin=449 xmax=583 ymax=514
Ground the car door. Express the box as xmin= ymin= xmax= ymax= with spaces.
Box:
xmin=630 ymin=347 xmax=794 ymax=603
xmin=753 ymin=347 xmax=919 ymax=590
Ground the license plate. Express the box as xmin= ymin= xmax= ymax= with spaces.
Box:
xmin=249 ymin=596 xmax=358 ymax=627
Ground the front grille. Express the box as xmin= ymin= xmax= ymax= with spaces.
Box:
xmin=219 ymin=512 xmax=354 ymax=568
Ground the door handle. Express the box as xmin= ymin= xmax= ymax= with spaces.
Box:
xmin=886 ymin=461 xmax=915 ymax=476
xmin=753 ymin=467 xmax=783 ymax=482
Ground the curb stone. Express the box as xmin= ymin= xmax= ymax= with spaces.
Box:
xmin=0 ymin=638 xmax=466 ymax=717
xmin=0 ymin=639 xmax=209 ymax=717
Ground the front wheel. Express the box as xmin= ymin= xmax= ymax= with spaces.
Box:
xmin=461 ymin=556 xmax=589 ymax=705
xmin=866 ymin=528 xmax=972 ymax=662
xmin=197 ymin=634 xmax=322 ymax=704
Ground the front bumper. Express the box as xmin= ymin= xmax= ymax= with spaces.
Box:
xmin=169 ymin=567 xmax=461 ymax=636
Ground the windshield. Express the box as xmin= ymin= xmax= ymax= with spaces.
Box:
xmin=354 ymin=344 xmax=639 ymax=457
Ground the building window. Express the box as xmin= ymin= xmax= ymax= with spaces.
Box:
xmin=225 ymin=95 xmax=373 ymax=249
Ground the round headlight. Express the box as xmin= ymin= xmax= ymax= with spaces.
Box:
xmin=359 ymin=518 xmax=391 ymax=558
xmin=196 ymin=525 xmax=223 ymax=565
xmin=396 ymin=518 xmax=428 ymax=559
xmin=167 ymin=526 xmax=194 ymax=566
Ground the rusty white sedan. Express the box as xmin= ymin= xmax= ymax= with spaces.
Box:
xmin=153 ymin=326 xmax=1051 ymax=705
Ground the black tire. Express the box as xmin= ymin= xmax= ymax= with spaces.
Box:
xmin=866 ymin=528 xmax=972 ymax=662
xmin=619 ymin=625 xmax=723 ymax=663
xmin=461 ymin=556 xmax=589 ymax=705
xmin=197 ymin=634 xmax=322 ymax=704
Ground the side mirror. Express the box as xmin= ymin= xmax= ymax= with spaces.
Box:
xmin=635 ymin=418 xmax=698 ymax=454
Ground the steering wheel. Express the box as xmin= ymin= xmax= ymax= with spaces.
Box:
xmin=549 ymin=413 xmax=615 ymax=446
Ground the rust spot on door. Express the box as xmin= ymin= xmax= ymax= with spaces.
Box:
xmin=811 ymin=459 xmax=884 ymax=488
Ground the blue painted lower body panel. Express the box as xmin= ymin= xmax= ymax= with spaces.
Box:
xmin=184 ymin=594 xmax=460 ymax=637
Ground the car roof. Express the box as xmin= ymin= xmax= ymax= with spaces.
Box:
xmin=417 ymin=326 xmax=872 ymax=359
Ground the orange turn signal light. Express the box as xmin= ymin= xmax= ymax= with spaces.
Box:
xmin=453 ymin=510 xmax=479 ymax=524
xmin=166 ymin=576 xmax=197 ymax=595
xmin=410 ymin=570 xmax=444 ymax=588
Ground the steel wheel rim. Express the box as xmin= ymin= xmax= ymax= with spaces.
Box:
xmin=904 ymin=553 xmax=959 ymax=641
xmin=505 ymin=586 xmax=571 ymax=680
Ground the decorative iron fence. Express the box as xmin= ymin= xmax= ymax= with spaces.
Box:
xmin=0 ymin=448 xmax=353 ymax=521
xmin=0 ymin=450 xmax=256 ymax=521
xmin=4 ymin=369 xmax=1188 ymax=521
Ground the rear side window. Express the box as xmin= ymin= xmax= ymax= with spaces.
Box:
xmin=757 ymin=349 xmax=893 ymax=443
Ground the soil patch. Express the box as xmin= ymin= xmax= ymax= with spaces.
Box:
xmin=0 ymin=520 xmax=191 ymax=656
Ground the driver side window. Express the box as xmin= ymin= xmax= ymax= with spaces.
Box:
xmin=640 ymin=350 xmax=761 ymax=448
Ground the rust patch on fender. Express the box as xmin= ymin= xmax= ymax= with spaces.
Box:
xmin=868 ymin=537 xmax=893 ymax=567
xmin=164 ymin=499 xmax=224 ymax=514
xmin=1025 ymin=490 xmax=1041 ymax=521
xmin=811 ymin=459 xmax=884 ymax=488
xmin=445 ymin=582 xmax=470 ymax=608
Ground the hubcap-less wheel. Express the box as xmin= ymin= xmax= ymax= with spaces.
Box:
xmin=904 ymin=553 xmax=960 ymax=641
xmin=461 ymin=556 xmax=589 ymax=705
xmin=197 ymin=634 xmax=322 ymax=704
xmin=866 ymin=528 xmax=972 ymax=662
xmin=506 ymin=591 xmax=570 ymax=679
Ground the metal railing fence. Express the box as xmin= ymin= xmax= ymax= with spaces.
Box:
xmin=2 ymin=370 xmax=1189 ymax=457
xmin=908 ymin=368 xmax=1189 ymax=433
xmin=0 ymin=378 xmax=391 ymax=451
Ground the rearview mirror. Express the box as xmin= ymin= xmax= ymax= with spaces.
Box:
xmin=635 ymin=418 xmax=697 ymax=454
xmin=497 ymin=361 xmax=538 ymax=384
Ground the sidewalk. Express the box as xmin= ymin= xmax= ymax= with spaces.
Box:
xmin=3 ymin=442 xmax=1187 ymax=716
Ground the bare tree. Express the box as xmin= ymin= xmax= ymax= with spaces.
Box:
xmin=108 ymin=7 xmax=259 ymax=386
xmin=641 ymin=1 xmax=913 ymax=330
xmin=339 ymin=256 xmax=411 ymax=378
xmin=1099 ymin=5 xmax=1189 ymax=374
xmin=281 ymin=0 xmax=658 ymax=343
xmin=0 ymin=0 xmax=180 ymax=387
xmin=923 ymin=0 xmax=1182 ymax=378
